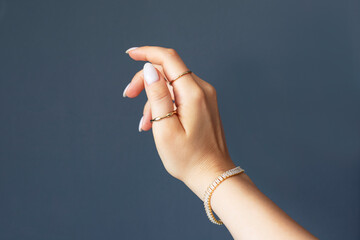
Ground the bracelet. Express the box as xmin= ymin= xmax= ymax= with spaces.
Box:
xmin=203 ymin=166 xmax=245 ymax=225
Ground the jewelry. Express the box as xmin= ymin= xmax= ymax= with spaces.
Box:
xmin=150 ymin=110 xmax=177 ymax=122
xmin=169 ymin=70 xmax=192 ymax=85
xmin=203 ymin=166 xmax=245 ymax=225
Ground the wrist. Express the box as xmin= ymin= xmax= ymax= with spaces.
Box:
xmin=181 ymin=156 xmax=237 ymax=199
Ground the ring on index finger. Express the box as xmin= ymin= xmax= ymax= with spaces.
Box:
xmin=168 ymin=70 xmax=192 ymax=86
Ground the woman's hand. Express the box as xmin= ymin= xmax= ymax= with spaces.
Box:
xmin=123 ymin=46 xmax=317 ymax=239
xmin=123 ymin=46 xmax=235 ymax=198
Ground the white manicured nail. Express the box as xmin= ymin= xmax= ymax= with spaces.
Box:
xmin=122 ymin=83 xmax=130 ymax=98
xmin=138 ymin=116 xmax=144 ymax=132
xmin=125 ymin=47 xmax=138 ymax=54
xmin=143 ymin=63 xmax=159 ymax=85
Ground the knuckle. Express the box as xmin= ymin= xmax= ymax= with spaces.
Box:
xmin=206 ymin=83 xmax=217 ymax=97
xmin=150 ymin=88 xmax=169 ymax=103
xmin=191 ymin=88 xmax=206 ymax=103
xmin=166 ymin=48 xmax=178 ymax=57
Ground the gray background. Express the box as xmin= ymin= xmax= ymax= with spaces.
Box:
xmin=0 ymin=0 xmax=359 ymax=239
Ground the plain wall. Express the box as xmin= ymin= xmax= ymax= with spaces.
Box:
xmin=0 ymin=0 xmax=359 ymax=239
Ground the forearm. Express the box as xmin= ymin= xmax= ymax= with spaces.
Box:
xmin=184 ymin=162 xmax=317 ymax=240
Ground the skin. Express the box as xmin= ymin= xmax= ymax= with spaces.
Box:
xmin=123 ymin=46 xmax=318 ymax=240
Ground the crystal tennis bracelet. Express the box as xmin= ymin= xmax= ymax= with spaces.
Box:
xmin=203 ymin=166 xmax=245 ymax=225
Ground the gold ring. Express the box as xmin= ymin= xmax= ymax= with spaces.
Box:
xmin=150 ymin=110 xmax=177 ymax=122
xmin=169 ymin=70 xmax=192 ymax=85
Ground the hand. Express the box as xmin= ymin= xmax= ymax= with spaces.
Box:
xmin=124 ymin=47 xmax=317 ymax=240
xmin=124 ymin=46 xmax=236 ymax=198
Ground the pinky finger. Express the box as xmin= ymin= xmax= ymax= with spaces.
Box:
xmin=140 ymin=101 xmax=152 ymax=132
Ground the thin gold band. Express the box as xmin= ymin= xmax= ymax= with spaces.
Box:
xmin=150 ymin=110 xmax=177 ymax=122
xmin=169 ymin=70 xmax=192 ymax=85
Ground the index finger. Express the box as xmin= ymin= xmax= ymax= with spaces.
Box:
xmin=126 ymin=46 xmax=201 ymax=106
xmin=127 ymin=46 xmax=188 ymax=79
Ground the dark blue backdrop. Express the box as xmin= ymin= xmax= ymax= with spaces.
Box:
xmin=0 ymin=0 xmax=359 ymax=239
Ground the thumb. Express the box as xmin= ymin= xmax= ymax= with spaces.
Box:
xmin=143 ymin=62 xmax=183 ymax=134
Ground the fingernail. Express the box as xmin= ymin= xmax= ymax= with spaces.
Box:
xmin=143 ymin=62 xmax=159 ymax=85
xmin=125 ymin=47 xmax=138 ymax=54
xmin=122 ymin=83 xmax=130 ymax=98
xmin=138 ymin=116 xmax=144 ymax=132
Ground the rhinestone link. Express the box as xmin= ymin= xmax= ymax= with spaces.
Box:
xmin=203 ymin=166 xmax=245 ymax=225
